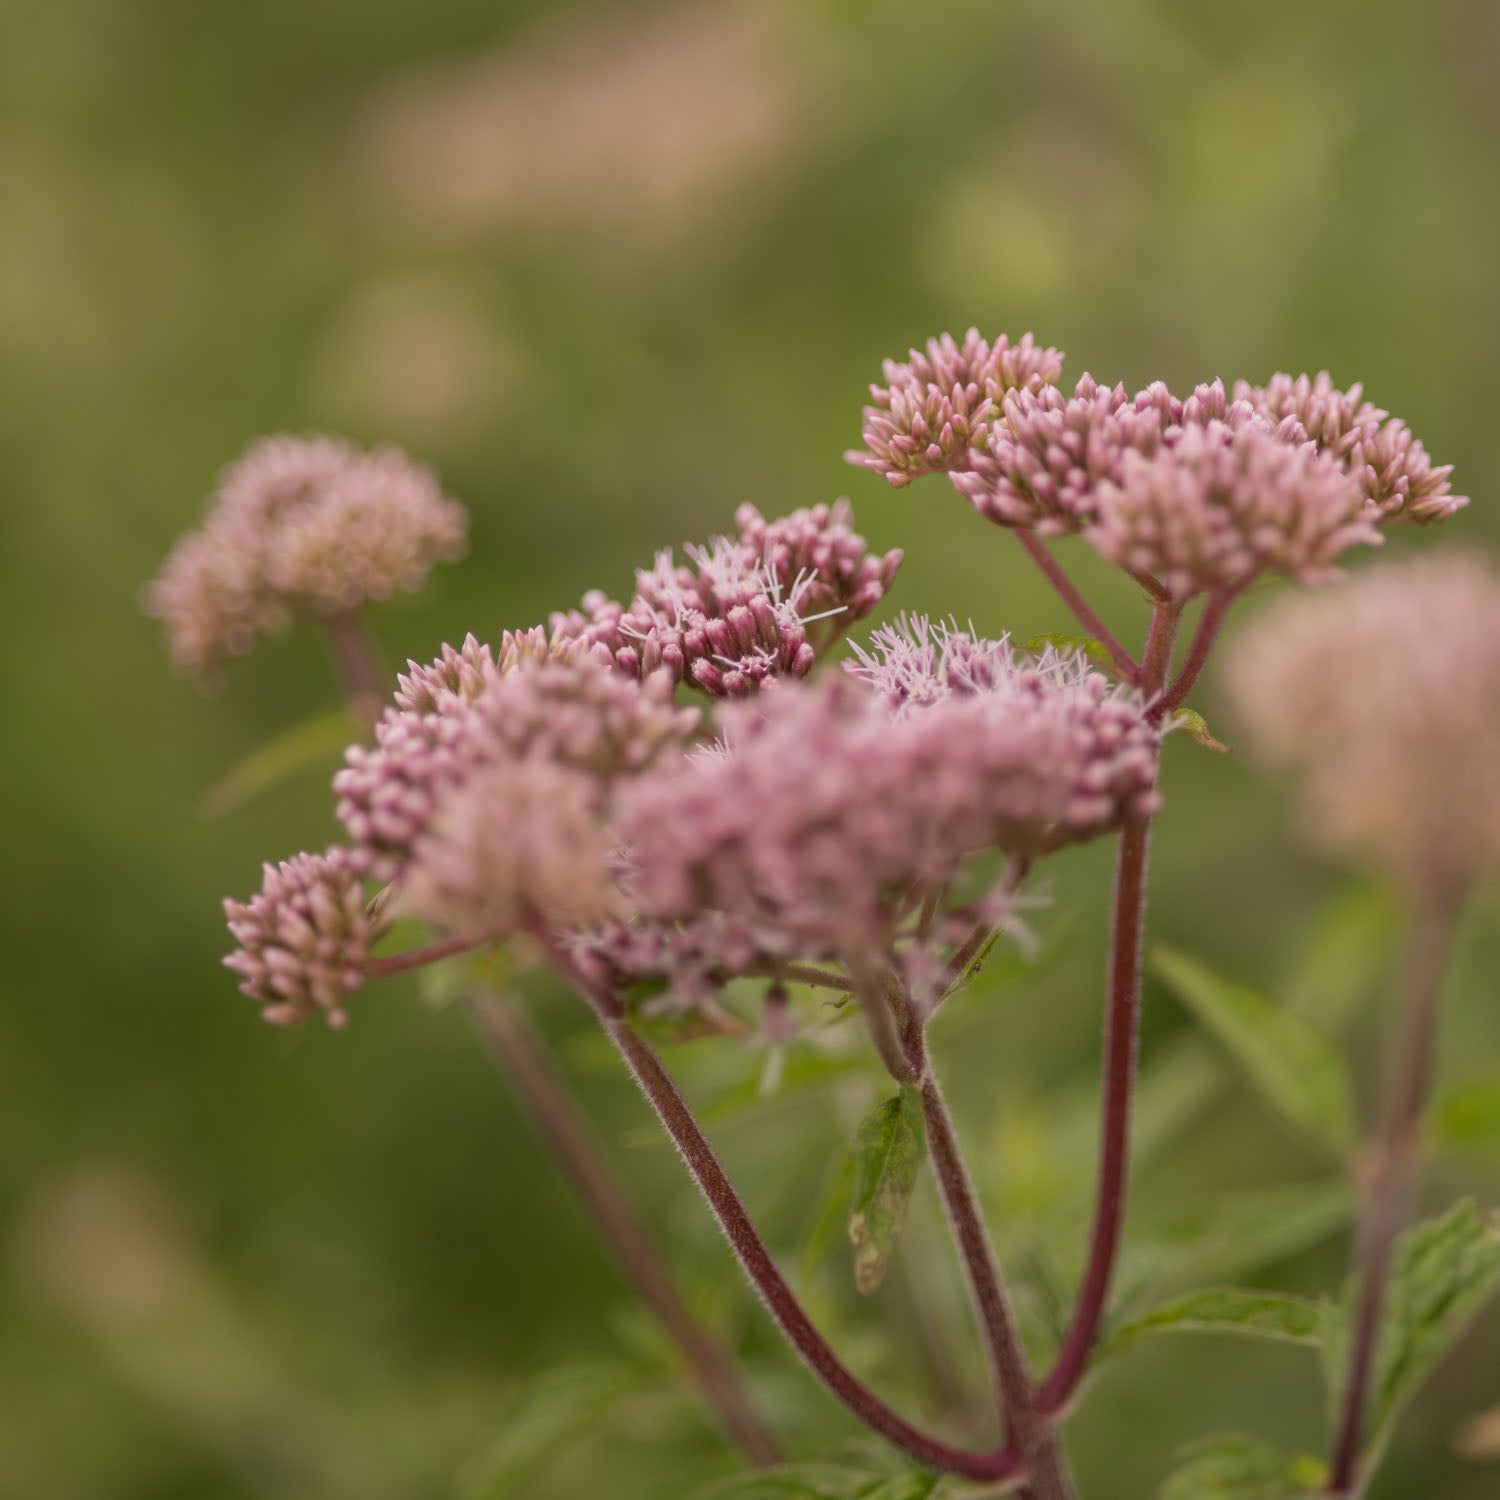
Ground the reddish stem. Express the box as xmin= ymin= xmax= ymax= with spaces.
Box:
xmin=1037 ymin=600 xmax=1180 ymax=1413
xmin=913 ymin=1033 xmax=1074 ymax=1497
xmin=1039 ymin=816 xmax=1152 ymax=1413
xmin=1014 ymin=530 xmax=1140 ymax=685
xmin=364 ymin=930 xmax=495 ymax=978
xmin=1155 ymin=588 xmax=1233 ymax=720
xmin=1325 ymin=889 xmax=1462 ymax=1494
xmin=542 ymin=933 xmax=1024 ymax=1481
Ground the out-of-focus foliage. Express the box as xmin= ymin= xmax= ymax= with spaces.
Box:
xmin=3 ymin=1 xmax=1498 ymax=1497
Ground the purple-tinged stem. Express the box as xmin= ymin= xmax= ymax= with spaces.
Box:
xmin=540 ymin=932 xmax=1024 ymax=1482
xmin=318 ymin=608 xmax=387 ymax=731
xmin=753 ymin=961 xmax=853 ymax=993
xmin=468 ymin=988 xmax=782 ymax=1467
xmin=364 ymin=930 xmax=496 ymax=978
xmin=911 ymin=1030 xmax=1075 ymax=1498
xmin=1325 ymin=888 xmax=1463 ymax=1496
xmin=1155 ymin=588 xmax=1234 ymax=720
xmin=1039 ymin=816 xmax=1152 ymax=1414
xmin=1040 ymin=599 xmax=1175 ymax=1416
xmin=1014 ymin=530 xmax=1140 ymax=685
xmin=1138 ymin=600 xmax=1183 ymax=700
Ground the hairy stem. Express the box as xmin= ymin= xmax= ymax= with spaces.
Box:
xmin=1138 ymin=600 xmax=1183 ymax=700
xmin=1040 ymin=814 xmax=1153 ymax=1413
xmin=364 ymin=930 xmax=496 ymax=978
xmin=468 ymin=988 xmax=781 ymax=1467
xmin=1156 ymin=588 xmax=1233 ymax=719
xmin=913 ymin=1033 xmax=1075 ymax=1498
xmin=1014 ymin=530 xmax=1140 ymax=684
xmin=1325 ymin=889 xmax=1463 ymax=1495
xmin=318 ymin=608 xmax=388 ymax=731
xmin=541 ymin=934 xmax=1024 ymax=1481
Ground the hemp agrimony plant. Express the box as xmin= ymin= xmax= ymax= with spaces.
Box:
xmin=151 ymin=335 xmax=1498 ymax=1498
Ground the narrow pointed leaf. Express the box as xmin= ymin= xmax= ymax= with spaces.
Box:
xmin=1099 ymin=1288 xmax=1322 ymax=1362
xmin=848 ymin=1085 xmax=926 ymax=1294
xmin=1152 ymin=947 xmax=1355 ymax=1153
xmin=1160 ymin=1435 xmax=1325 ymax=1499
xmin=202 ymin=706 xmax=357 ymax=816
xmin=1369 ymin=1200 xmax=1500 ymax=1445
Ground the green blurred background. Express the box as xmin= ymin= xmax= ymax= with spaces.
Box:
xmin=4 ymin=0 xmax=1499 ymax=1495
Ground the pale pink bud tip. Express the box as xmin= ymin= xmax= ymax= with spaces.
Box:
xmin=222 ymin=850 xmax=372 ymax=1027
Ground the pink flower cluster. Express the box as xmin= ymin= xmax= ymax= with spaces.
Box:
xmin=222 ymin=851 xmax=374 ymax=1028
xmin=542 ymin=502 xmax=902 ymax=697
xmin=147 ymin=435 xmax=468 ymax=673
xmin=851 ymin=335 xmax=1468 ymax=598
xmin=616 ymin=639 xmax=1159 ymax=955
xmin=335 ymin=653 xmax=697 ymax=883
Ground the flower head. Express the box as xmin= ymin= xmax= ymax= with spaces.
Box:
xmin=402 ymin=757 xmax=621 ymax=936
xmin=393 ymin=633 xmax=497 ymax=714
xmin=847 ymin=614 xmax=1101 ymax=711
xmin=848 ymin=330 xmax=1064 ymax=486
xmin=1235 ymin=372 xmax=1467 ymax=525
xmin=147 ymin=435 xmax=467 ymax=674
xmin=735 ymin=499 xmax=902 ymax=621
xmin=336 ymin=653 xmax=696 ymax=883
xmin=1085 ymin=420 xmax=1378 ymax=600
xmin=1225 ymin=551 xmax=1500 ymax=894
xmin=223 ymin=851 xmax=373 ymax=1028
xmin=618 ymin=660 xmax=1158 ymax=954
xmin=951 ymin=376 xmax=1171 ymax=534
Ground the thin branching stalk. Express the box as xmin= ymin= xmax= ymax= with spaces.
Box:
xmin=1013 ymin=530 xmax=1140 ymax=684
xmin=468 ymin=988 xmax=781 ymax=1467
xmin=1157 ymin=588 xmax=1235 ymax=719
xmin=1042 ymin=600 xmax=1179 ymax=1412
xmin=1040 ymin=816 xmax=1151 ymax=1414
xmin=364 ymin=930 xmax=496 ymax=978
xmin=1325 ymin=888 xmax=1464 ymax=1495
xmin=910 ymin=1029 xmax=1075 ymax=1499
xmin=538 ymin=928 xmax=1026 ymax=1482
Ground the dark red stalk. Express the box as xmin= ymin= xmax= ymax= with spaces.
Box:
xmin=540 ymin=930 xmax=1025 ymax=1481
xmin=1325 ymin=889 xmax=1463 ymax=1494
xmin=1156 ymin=588 xmax=1234 ymax=720
xmin=1014 ymin=530 xmax=1140 ymax=685
xmin=1041 ymin=601 xmax=1178 ymax=1413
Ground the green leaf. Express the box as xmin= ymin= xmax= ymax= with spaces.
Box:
xmin=692 ymin=1466 xmax=940 ymax=1500
xmin=201 ymin=705 xmax=357 ymax=816
xmin=1368 ymin=1200 xmax=1500 ymax=1446
xmin=1100 ymin=1288 xmax=1322 ymax=1362
xmin=464 ymin=1360 xmax=648 ymax=1498
xmin=1159 ymin=1435 xmax=1325 ymax=1499
xmin=1167 ymin=708 xmax=1229 ymax=753
xmin=1432 ymin=1077 xmax=1500 ymax=1161
xmin=1282 ymin=884 xmax=1396 ymax=1035
xmin=799 ymin=1147 xmax=857 ymax=1284
xmin=1019 ymin=632 xmax=1119 ymax=676
xmin=848 ymin=1085 xmax=926 ymax=1294
xmin=1152 ymin=947 xmax=1356 ymax=1153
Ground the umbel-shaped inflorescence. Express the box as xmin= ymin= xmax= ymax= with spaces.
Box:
xmin=218 ymin=494 xmax=906 ymax=1027
xmin=850 ymin=331 xmax=1466 ymax=605
xmin=146 ymin=434 xmax=469 ymax=675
